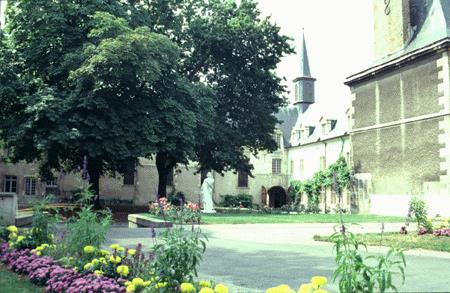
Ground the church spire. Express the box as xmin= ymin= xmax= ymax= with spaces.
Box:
xmin=293 ymin=29 xmax=316 ymax=113
xmin=299 ymin=29 xmax=312 ymax=78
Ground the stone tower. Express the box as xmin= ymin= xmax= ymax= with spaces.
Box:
xmin=293 ymin=30 xmax=316 ymax=113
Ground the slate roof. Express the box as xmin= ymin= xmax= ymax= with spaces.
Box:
xmin=275 ymin=106 xmax=299 ymax=148
xmin=373 ymin=0 xmax=450 ymax=66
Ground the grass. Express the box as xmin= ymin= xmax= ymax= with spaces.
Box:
xmin=314 ymin=232 xmax=450 ymax=252
xmin=140 ymin=212 xmax=404 ymax=224
xmin=0 ymin=265 xmax=43 ymax=293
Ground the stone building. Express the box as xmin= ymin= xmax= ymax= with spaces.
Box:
xmin=346 ymin=0 xmax=450 ymax=216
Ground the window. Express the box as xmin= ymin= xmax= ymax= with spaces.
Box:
xmin=290 ymin=160 xmax=294 ymax=174
xmin=275 ymin=133 xmax=282 ymax=149
xmin=123 ymin=164 xmax=135 ymax=185
xmin=167 ymin=170 xmax=174 ymax=186
xmin=272 ymin=158 xmax=281 ymax=174
xmin=46 ymin=177 xmax=57 ymax=187
xmin=238 ymin=171 xmax=248 ymax=187
xmin=299 ymin=159 xmax=304 ymax=175
xmin=320 ymin=156 xmax=326 ymax=169
xmin=295 ymin=83 xmax=299 ymax=101
xmin=25 ymin=177 xmax=37 ymax=195
xmin=4 ymin=176 xmax=17 ymax=193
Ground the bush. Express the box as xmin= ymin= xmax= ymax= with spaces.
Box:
xmin=30 ymin=195 xmax=59 ymax=246
xmin=152 ymin=226 xmax=207 ymax=287
xmin=167 ymin=192 xmax=186 ymax=206
xmin=408 ymin=197 xmax=428 ymax=228
xmin=220 ymin=194 xmax=253 ymax=208
xmin=331 ymin=226 xmax=406 ymax=293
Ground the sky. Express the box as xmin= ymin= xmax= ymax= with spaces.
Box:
xmin=255 ymin=0 xmax=374 ymax=110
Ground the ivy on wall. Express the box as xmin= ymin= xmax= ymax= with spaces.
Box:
xmin=289 ymin=157 xmax=351 ymax=209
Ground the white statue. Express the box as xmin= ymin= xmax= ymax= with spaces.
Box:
xmin=201 ymin=172 xmax=216 ymax=213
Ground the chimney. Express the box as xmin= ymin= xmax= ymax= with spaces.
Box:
xmin=373 ymin=0 xmax=410 ymax=60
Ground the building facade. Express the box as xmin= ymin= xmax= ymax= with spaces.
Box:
xmin=346 ymin=0 xmax=450 ymax=216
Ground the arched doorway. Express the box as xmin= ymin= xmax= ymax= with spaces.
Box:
xmin=268 ymin=186 xmax=288 ymax=208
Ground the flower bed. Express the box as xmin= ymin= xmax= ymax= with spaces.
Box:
xmin=0 ymin=224 xmax=331 ymax=293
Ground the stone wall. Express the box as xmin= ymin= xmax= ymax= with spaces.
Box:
xmin=350 ymin=50 xmax=450 ymax=215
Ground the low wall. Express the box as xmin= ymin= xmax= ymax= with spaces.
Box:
xmin=0 ymin=193 xmax=17 ymax=226
xmin=369 ymin=194 xmax=450 ymax=217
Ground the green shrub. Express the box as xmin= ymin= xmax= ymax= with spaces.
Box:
xmin=62 ymin=182 xmax=112 ymax=255
xmin=152 ymin=226 xmax=207 ymax=287
xmin=408 ymin=197 xmax=428 ymax=230
xmin=220 ymin=194 xmax=252 ymax=208
xmin=30 ymin=195 xmax=59 ymax=245
xmin=168 ymin=191 xmax=186 ymax=206
xmin=331 ymin=226 xmax=406 ymax=293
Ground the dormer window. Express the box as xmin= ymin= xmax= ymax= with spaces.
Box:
xmin=321 ymin=123 xmax=327 ymax=135
xmin=275 ymin=133 xmax=282 ymax=149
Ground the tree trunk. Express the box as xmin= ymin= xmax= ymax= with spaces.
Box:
xmin=156 ymin=152 xmax=172 ymax=198
xmin=87 ymin=157 xmax=102 ymax=208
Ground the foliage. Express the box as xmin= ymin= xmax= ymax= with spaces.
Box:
xmin=289 ymin=157 xmax=352 ymax=212
xmin=152 ymin=226 xmax=207 ymax=287
xmin=0 ymin=2 xmax=181 ymax=195
xmin=330 ymin=226 xmax=406 ymax=293
xmin=168 ymin=192 xmax=187 ymax=207
xmin=220 ymin=194 xmax=253 ymax=208
xmin=63 ymin=206 xmax=112 ymax=256
xmin=30 ymin=195 xmax=59 ymax=246
xmin=408 ymin=197 xmax=429 ymax=231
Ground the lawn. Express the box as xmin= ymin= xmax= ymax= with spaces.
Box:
xmin=141 ymin=212 xmax=404 ymax=224
xmin=314 ymin=232 xmax=450 ymax=252
xmin=0 ymin=265 xmax=43 ymax=293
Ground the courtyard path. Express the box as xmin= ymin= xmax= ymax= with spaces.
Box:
xmin=106 ymin=223 xmax=450 ymax=292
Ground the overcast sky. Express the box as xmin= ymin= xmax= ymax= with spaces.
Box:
xmin=256 ymin=0 xmax=374 ymax=110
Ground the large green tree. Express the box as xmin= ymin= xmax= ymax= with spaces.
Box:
xmin=0 ymin=0 xmax=293 ymax=199
xmin=134 ymin=0 xmax=294 ymax=195
xmin=0 ymin=1 xmax=182 ymax=202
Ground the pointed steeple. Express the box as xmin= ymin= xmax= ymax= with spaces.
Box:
xmin=293 ymin=29 xmax=316 ymax=113
xmin=299 ymin=29 xmax=312 ymax=78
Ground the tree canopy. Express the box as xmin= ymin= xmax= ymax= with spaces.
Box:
xmin=0 ymin=0 xmax=293 ymax=198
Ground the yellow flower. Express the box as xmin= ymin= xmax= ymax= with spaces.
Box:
xmin=199 ymin=280 xmax=211 ymax=288
xmin=310 ymin=277 xmax=327 ymax=289
xmin=127 ymin=249 xmax=136 ymax=256
xmin=94 ymin=270 xmax=103 ymax=277
xmin=109 ymin=255 xmax=122 ymax=264
xmin=91 ymin=258 xmax=100 ymax=265
xmin=117 ymin=246 xmax=125 ymax=252
xmin=84 ymin=245 xmax=95 ymax=254
xmin=199 ymin=288 xmax=214 ymax=293
xmin=117 ymin=265 xmax=129 ymax=277
xmin=143 ymin=281 xmax=151 ymax=287
xmin=125 ymin=281 xmax=131 ymax=286
xmin=100 ymin=249 xmax=110 ymax=256
xmin=84 ymin=263 xmax=93 ymax=270
xmin=41 ymin=244 xmax=49 ymax=249
xmin=312 ymin=290 xmax=328 ymax=293
xmin=16 ymin=236 xmax=25 ymax=242
xmin=73 ymin=267 xmax=78 ymax=273
xmin=180 ymin=282 xmax=196 ymax=293
xmin=298 ymin=283 xmax=313 ymax=293
xmin=155 ymin=282 xmax=168 ymax=289
xmin=132 ymin=277 xmax=144 ymax=287
xmin=7 ymin=225 xmax=18 ymax=233
xmin=214 ymin=283 xmax=229 ymax=293
xmin=126 ymin=284 xmax=136 ymax=292
xmin=110 ymin=244 xmax=120 ymax=250
xmin=266 ymin=284 xmax=295 ymax=293
xmin=36 ymin=251 xmax=42 ymax=256
xmin=9 ymin=233 xmax=17 ymax=240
